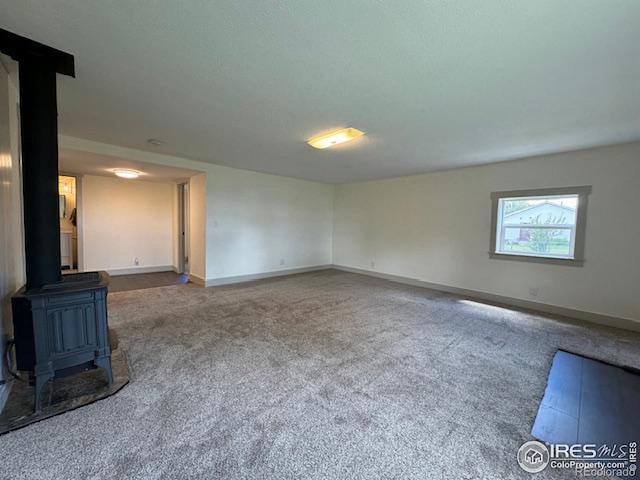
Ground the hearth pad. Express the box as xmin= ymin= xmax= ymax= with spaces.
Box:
xmin=531 ymin=350 xmax=639 ymax=478
xmin=0 ymin=346 xmax=129 ymax=435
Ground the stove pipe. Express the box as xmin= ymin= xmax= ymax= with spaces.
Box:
xmin=19 ymin=58 xmax=62 ymax=289
xmin=1 ymin=29 xmax=75 ymax=290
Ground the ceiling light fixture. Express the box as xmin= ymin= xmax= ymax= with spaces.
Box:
xmin=307 ymin=127 xmax=365 ymax=149
xmin=113 ymin=169 xmax=140 ymax=179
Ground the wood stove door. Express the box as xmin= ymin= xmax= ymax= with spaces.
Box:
xmin=47 ymin=303 xmax=98 ymax=365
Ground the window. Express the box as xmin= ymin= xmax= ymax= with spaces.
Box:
xmin=490 ymin=186 xmax=591 ymax=265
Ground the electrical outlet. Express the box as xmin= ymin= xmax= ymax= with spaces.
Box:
xmin=134 ymin=257 xmax=140 ymax=266
xmin=529 ymin=287 xmax=539 ymax=297
xmin=280 ymin=259 xmax=285 ymax=266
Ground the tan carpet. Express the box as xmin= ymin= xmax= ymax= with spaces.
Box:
xmin=1 ymin=269 xmax=638 ymax=479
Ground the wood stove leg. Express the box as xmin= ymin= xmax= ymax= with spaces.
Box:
xmin=95 ymin=356 xmax=113 ymax=386
xmin=34 ymin=371 xmax=54 ymax=412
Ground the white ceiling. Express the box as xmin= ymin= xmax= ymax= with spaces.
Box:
xmin=2 ymin=1 xmax=639 ymax=183
xmin=60 ymin=149 xmax=201 ymax=183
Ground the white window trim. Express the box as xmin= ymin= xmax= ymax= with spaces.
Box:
xmin=489 ymin=186 xmax=592 ymax=266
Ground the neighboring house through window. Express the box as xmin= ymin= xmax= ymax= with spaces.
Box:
xmin=490 ymin=186 xmax=591 ymax=265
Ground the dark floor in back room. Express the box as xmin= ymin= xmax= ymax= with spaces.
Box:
xmin=106 ymin=271 xmax=190 ymax=292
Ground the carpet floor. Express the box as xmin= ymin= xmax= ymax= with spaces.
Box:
xmin=1 ymin=270 xmax=638 ymax=479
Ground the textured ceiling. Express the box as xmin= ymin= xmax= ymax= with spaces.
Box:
xmin=59 ymin=149 xmax=201 ymax=183
xmin=2 ymin=1 xmax=639 ymax=183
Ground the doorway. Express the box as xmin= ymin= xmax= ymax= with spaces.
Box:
xmin=177 ymin=182 xmax=189 ymax=274
xmin=58 ymin=175 xmax=78 ymax=272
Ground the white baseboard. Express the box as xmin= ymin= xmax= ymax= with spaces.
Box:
xmin=106 ymin=265 xmax=175 ymax=276
xmin=333 ymin=265 xmax=640 ymax=333
xmin=186 ymin=263 xmax=638 ymax=333
xmin=203 ymin=265 xmax=332 ymax=287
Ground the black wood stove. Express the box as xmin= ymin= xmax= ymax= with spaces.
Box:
xmin=11 ymin=273 xmax=113 ymax=410
xmin=2 ymin=30 xmax=113 ymax=411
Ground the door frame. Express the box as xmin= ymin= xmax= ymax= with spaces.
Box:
xmin=176 ymin=182 xmax=189 ymax=274
xmin=59 ymin=172 xmax=82 ymax=271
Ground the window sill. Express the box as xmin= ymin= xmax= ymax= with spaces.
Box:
xmin=489 ymin=252 xmax=584 ymax=267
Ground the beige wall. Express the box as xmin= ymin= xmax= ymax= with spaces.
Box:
xmin=0 ymin=58 xmax=24 ymax=402
xmin=60 ymin=136 xmax=335 ymax=284
xmin=62 ymin=136 xmax=640 ymax=324
xmin=205 ymin=164 xmax=333 ymax=280
xmin=334 ymin=142 xmax=640 ymax=323
xmin=81 ymin=175 xmax=175 ymax=274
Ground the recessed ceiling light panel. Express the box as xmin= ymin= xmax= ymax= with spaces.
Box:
xmin=307 ymin=127 xmax=365 ymax=149
xmin=113 ymin=169 xmax=140 ymax=179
